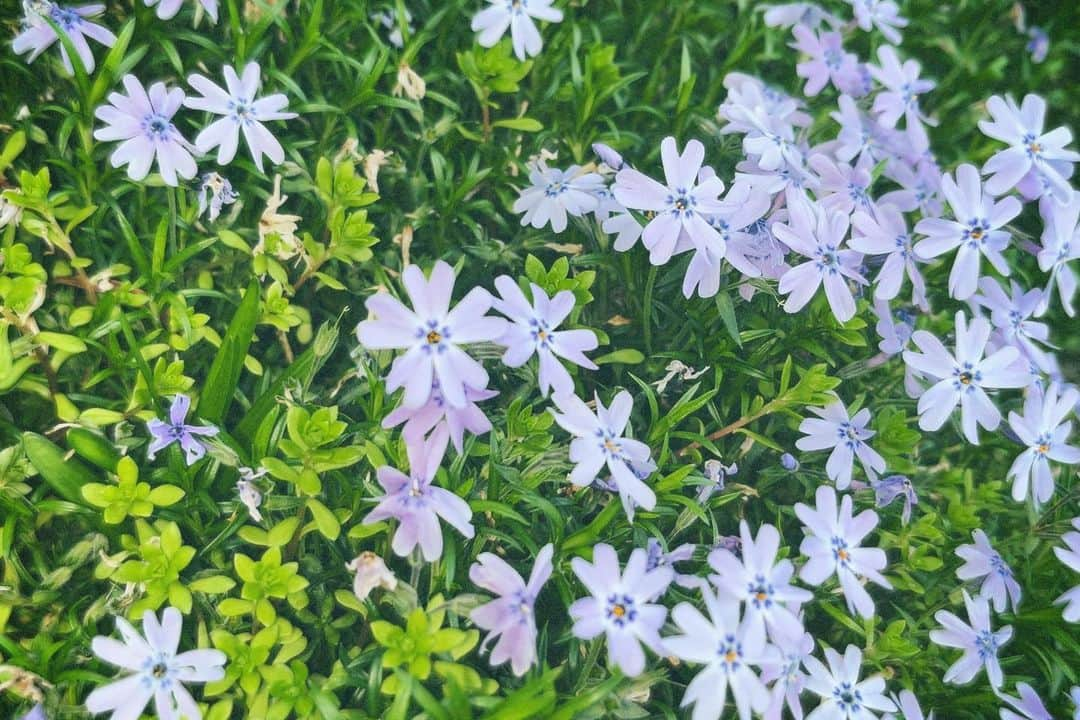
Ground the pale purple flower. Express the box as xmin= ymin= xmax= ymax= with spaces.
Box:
xmin=235 ymin=476 xmax=263 ymax=522
xmin=513 ymin=164 xmax=604 ymax=233
xmin=849 ymin=0 xmax=908 ymax=44
xmin=184 ymin=62 xmax=296 ymax=172
xmin=196 ymin=172 xmax=238 ymax=222
xmin=795 ymin=485 xmax=891 ymax=619
xmin=955 ymin=529 xmax=1021 ymax=613
xmin=973 ymin=278 xmax=1049 ymax=362
xmin=471 ymin=0 xmax=562 ymax=61
xmin=1007 ymin=384 xmax=1080 ymax=506
xmin=1026 ymin=27 xmax=1049 ymax=64
xmin=902 ymin=311 xmax=1028 ymax=444
xmin=93 ymin=75 xmax=197 ymax=186
xmin=13 ymin=1 xmax=115 ymax=75
xmin=929 ymin=590 xmax=1012 ymax=688
xmin=1036 ymin=190 xmax=1080 ymax=316
xmin=709 ymin=520 xmax=812 ymax=645
xmin=470 ymin=543 xmax=554 ymax=676
xmin=831 ymin=94 xmax=893 ymax=165
xmin=86 ymin=606 xmax=226 ymax=720
xmin=780 ymin=453 xmax=800 ymax=472
xmin=882 ymin=158 xmax=945 ymax=218
xmin=147 ymin=394 xmax=218 ymax=465
xmin=592 ymin=142 xmax=625 ymax=172
xmin=603 ymin=211 xmax=645 ymax=252
xmin=790 ymin=26 xmax=860 ymax=97
xmin=362 ymin=424 xmax=475 ymax=561
xmin=665 ymin=589 xmax=772 ymax=720
xmin=979 ymin=94 xmax=1079 ymax=201
xmin=775 ymin=202 xmax=867 ymax=322
xmin=803 ymin=645 xmax=897 ymax=720
xmin=913 ymin=164 xmax=1020 ymax=300
xmin=797 ymin=399 xmax=885 ymax=489
xmin=762 ymin=2 xmax=842 ymax=30
xmin=382 ymin=381 xmax=497 ymax=453
xmin=725 ymin=104 xmax=806 ymax=173
xmin=883 ymin=690 xmax=932 ymax=720
xmin=17 ymin=704 xmax=45 ymax=720
xmin=144 ymin=0 xmax=218 ymax=21
xmin=872 ymin=299 xmax=914 ymax=356
xmin=719 ymin=72 xmax=812 ymax=133
xmin=809 ymin=153 xmax=877 ymax=217
xmin=687 ymin=180 xmax=772 ymax=297
xmin=870 ymin=474 xmax=918 ymax=525
xmin=1000 ymin=683 xmax=1052 ymax=720
xmin=645 ymin=538 xmax=698 ymax=589
xmin=698 ymin=458 xmax=738 ymax=502
xmin=550 ymin=390 xmax=657 ymax=515
xmin=868 ymin=45 xmax=933 ymax=142
xmin=850 ymin=205 xmax=928 ymax=309
xmin=355 ymin=260 xmax=507 ymax=409
xmin=612 ymin=137 xmax=728 ymax=265
xmin=493 ymin=275 xmax=598 ymax=396
xmin=569 ymin=543 xmax=672 ymax=676
xmin=1055 ymin=518 xmax=1080 ymax=622
xmin=760 ymin=628 xmax=814 ymax=720
xmin=1073 ymin=687 xmax=1080 ymax=720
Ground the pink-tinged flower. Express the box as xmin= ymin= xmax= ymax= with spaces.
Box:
xmin=974 ymin=277 xmax=1049 ymax=365
xmin=147 ymin=394 xmax=218 ymax=465
xmin=724 ymin=104 xmax=806 ymax=173
xmin=979 ymin=93 xmax=1079 ymax=201
xmin=803 ymin=645 xmax=897 ymax=720
xmin=790 ymin=25 xmax=860 ymax=97
xmin=913 ymin=164 xmax=1020 ymax=300
xmin=513 ymin=164 xmax=604 ymax=233
xmin=470 ymin=543 xmax=554 ymax=676
xmin=1054 ymin=518 xmax=1080 ymax=622
xmin=492 ymin=276 xmax=598 ymax=396
xmin=550 ymin=390 xmax=657 ymax=516
xmin=1037 ymin=190 xmax=1080 ymax=316
xmin=362 ymin=424 xmax=474 ymax=561
xmin=795 ymin=485 xmax=891 ymax=619
xmin=955 ymin=529 xmax=1021 ymax=613
xmin=184 ymin=62 xmax=296 ymax=172
xmin=929 ymin=590 xmax=1012 ymax=688
xmin=355 ymin=261 xmax=507 ymax=409
xmin=708 ymin=520 xmax=811 ymax=646
xmin=13 ymin=2 xmax=115 ymax=75
xmin=902 ymin=311 xmax=1028 ymax=444
xmin=809 ymin=153 xmax=877 ymax=218
xmin=470 ymin=0 xmax=563 ymax=62
xmin=665 ymin=589 xmax=772 ymax=720
xmin=1006 ymin=383 xmax=1080 ymax=506
xmin=144 ymin=0 xmax=218 ymax=21
xmin=759 ymin=627 xmax=814 ymax=720
xmin=93 ymin=75 xmax=197 ymax=186
xmin=849 ymin=0 xmax=908 ymax=43
xmin=569 ymin=543 xmax=672 ymax=677
xmin=86 ymin=606 xmax=226 ymax=720
xmin=1000 ymin=683 xmax=1053 ymax=720
xmin=831 ymin=94 xmax=894 ymax=165
xmin=775 ymin=202 xmax=867 ymax=322
xmin=850 ymin=205 xmax=928 ymax=309
xmin=882 ymin=157 xmax=945 ymax=218
xmin=612 ymin=137 xmax=728 ymax=265
xmin=796 ymin=399 xmax=886 ymax=489
xmin=382 ymin=381 xmax=497 ymax=453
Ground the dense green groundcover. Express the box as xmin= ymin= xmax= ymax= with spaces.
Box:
xmin=1 ymin=0 xmax=1080 ymax=718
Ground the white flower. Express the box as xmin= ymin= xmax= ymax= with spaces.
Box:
xmin=184 ymin=62 xmax=297 ymax=172
xmin=513 ymin=164 xmax=604 ymax=233
xmin=795 ymin=485 xmax=891 ymax=619
xmin=86 ymin=606 xmax=226 ymax=720
xmin=1054 ymin=518 xmax=1080 ymax=622
xmin=664 ymin=588 xmax=772 ymax=720
xmin=13 ymin=1 xmax=116 ymax=75
xmin=470 ymin=0 xmax=563 ymax=62
xmin=235 ymin=473 xmax=264 ymax=522
xmin=929 ymin=590 xmax=1011 ymax=688
xmin=803 ymin=644 xmax=897 ymax=720
xmin=346 ymin=551 xmax=398 ymax=602
xmin=1037 ymin=190 xmax=1080 ymax=317
xmin=144 ymin=0 xmax=219 ymax=22
xmin=849 ymin=204 xmax=927 ymax=309
xmin=849 ymin=0 xmax=908 ymax=44
xmin=796 ymin=399 xmax=886 ymax=489
xmin=1006 ymin=383 xmax=1080 ymax=506
xmin=999 ymin=682 xmax=1053 ymax=720
xmin=93 ymin=75 xmax=197 ymax=186
xmin=955 ymin=529 xmax=1021 ymax=613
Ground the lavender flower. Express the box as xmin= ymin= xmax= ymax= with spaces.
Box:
xmin=955 ymin=529 xmax=1021 ymax=613
xmin=803 ymin=645 xmax=897 ymax=719
xmin=144 ymin=0 xmax=219 ymax=22
xmin=93 ymin=75 xmax=197 ymax=186
xmin=902 ymin=311 xmax=1028 ymax=444
xmin=493 ymin=275 xmax=598 ymax=396
xmin=795 ymin=485 xmax=891 ymax=619
xmin=868 ymin=45 xmax=934 ymax=135
xmin=974 ymin=277 xmax=1049 ymax=362
xmin=1055 ymin=518 xmax=1080 ymax=622
xmin=13 ymin=1 xmax=115 ymax=75
xmin=196 ymin=172 xmax=238 ymax=222
xmin=470 ymin=543 xmax=554 ymax=676
xmin=1000 ymin=683 xmax=1053 ymax=720
xmin=913 ymin=164 xmax=1020 ymax=300
xmin=355 ymin=260 xmax=507 ymax=409
xmin=780 ymin=453 xmax=800 ymax=472
xmin=470 ymin=0 xmax=563 ymax=62
xmin=1006 ymin=383 xmax=1080 ymax=506
xmin=759 ymin=627 xmax=814 ymax=720
xmin=569 ymin=543 xmax=672 ymax=676
xmin=592 ymin=142 xmax=625 ymax=172
xmin=1037 ymin=191 xmax=1080 ymax=317
xmin=147 ymin=394 xmax=219 ymax=465
xmin=664 ymin=589 xmax=772 ymax=720
xmin=870 ymin=474 xmax=918 ymax=525
xmin=513 ymin=164 xmax=604 ymax=233
xmin=929 ymin=590 xmax=1012 ymax=688
xmin=550 ymin=390 xmax=657 ymax=516
xmin=849 ymin=0 xmax=908 ymax=44
xmin=796 ymin=399 xmax=886 ymax=489
xmin=645 ymin=538 xmax=698 ymax=589
xmin=361 ymin=425 xmax=475 ymax=561
xmin=809 ymin=153 xmax=877 ymax=217
xmin=790 ymin=25 xmax=860 ymax=97
xmin=184 ymin=62 xmax=297 ymax=172
xmin=850 ymin=205 xmax=927 ymax=309
xmin=1026 ymin=27 xmax=1049 ymax=64
xmin=762 ymin=2 xmax=842 ymax=30
xmin=884 ymin=690 xmax=932 ymax=720
xmin=235 ymin=475 xmax=264 ymax=522
xmin=382 ymin=381 xmax=497 ymax=453
xmin=775 ymin=202 xmax=867 ymax=322
xmin=698 ymin=458 xmax=737 ymax=502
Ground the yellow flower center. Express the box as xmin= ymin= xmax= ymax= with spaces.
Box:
xmin=426 ymin=330 xmax=441 ymax=344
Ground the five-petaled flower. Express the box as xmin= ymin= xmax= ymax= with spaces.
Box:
xmin=796 ymin=398 xmax=887 ymax=490
xmin=513 ymin=163 xmax=604 ymax=233
xmin=470 ymin=0 xmax=564 ymax=61
xmin=13 ymin=1 xmax=115 ymax=75
xmin=802 ymin=644 xmax=897 ymax=720
xmin=955 ymin=528 xmax=1022 ymax=613
xmin=929 ymin=589 xmax=1012 ymax=688
xmin=147 ymin=394 xmax=219 ymax=466
xmin=1006 ymin=383 xmax=1080 ymax=506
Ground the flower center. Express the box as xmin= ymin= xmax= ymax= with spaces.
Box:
xmin=718 ymin=634 xmax=743 ymax=670
xmin=831 ymin=536 xmax=852 ymax=566
xmin=151 ymin=662 xmax=168 ymax=678
xmin=426 ymin=330 xmax=441 ymax=344
xmin=976 ymin=630 xmax=999 ymax=659
xmin=834 ymin=682 xmax=862 ymax=710
xmin=144 ymin=114 xmax=172 ymax=141
xmin=545 ymin=181 xmax=568 ymax=197
xmin=605 ymin=594 xmax=637 ymax=627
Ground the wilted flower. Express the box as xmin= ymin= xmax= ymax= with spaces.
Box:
xmin=382 ymin=381 xmax=497 ymax=453
xmin=257 ymin=174 xmax=303 ymax=259
xmin=1006 ymin=383 xmax=1080 ymax=506
xmin=470 ymin=544 xmax=554 ymax=676
xmin=929 ymin=590 xmax=1012 ymax=688
xmin=870 ymin=474 xmax=918 ymax=525
xmin=513 ymin=163 xmax=604 ymax=233
xmin=803 ymin=645 xmax=897 ymax=720
xmin=470 ymin=0 xmax=563 ymax=61
xmin=144 ymin=0 xmax=219 ymax=22
xmin=362 ymin=148 xmax=393 ymax=194
xmin=653 ymin=359 xmax=710 ymax=394
xmin=13 ymin=1 xmax=115 ymax=75
xmin=796 ymin=398 xmax=886 ymax=489
xmin=569 ymin=543 xmax=672 ymax=676
xmin=93 ymin=75 xmax=197 ymax=186
xmin=346 ymin=551 xmax=398 ymax=602
xmin=979 ymin=93 xmax=1078 ymax=201
xmin=86 ymin=606 xmax=226 ymax=720
xmin=955 ymin=529 xmax=1021 ymax=613
xmin=235 ymin=477 xmax=263 ymax=522
xmin=393 ymin=62 xmax=426 ymax=101
xmin=147 ymin=394 xmax=219 ymax=465
xmin=698 ymin=458 xmax=737 ymax=501
xmin=197 ymin=172 xmax=238 ymax=222
xmin=185 ymin=62 xmax=297 ymax=172
xmin=1053 ymin=517 xmax=1080 ymax=622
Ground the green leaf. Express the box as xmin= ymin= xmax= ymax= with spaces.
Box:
xmin=189 ymin=576 xmax=238 ymax=594
xmin=35 ymin=332 xmax=87 ymax=353
xmin=22 ymin=433 xmax=95 ymax=506
xmin=306 ymin=498 xmax=340 ymax=540
xmin=147 ymin=485 xmax=186 ymax=506
xmin=491 ymin=117 xmax=543 ymax=132
xmin=593 ymin=348 xmax=645 ymax=365
xmin=201 ymin=279 xmax=261 ymax=423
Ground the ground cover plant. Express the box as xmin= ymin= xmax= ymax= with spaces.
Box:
xmin=1 ymin=0 xmax=1080 ymax=718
